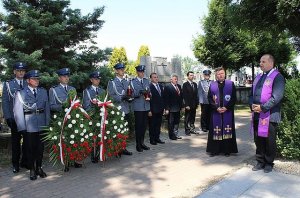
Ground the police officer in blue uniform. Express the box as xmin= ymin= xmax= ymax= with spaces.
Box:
xmin=198 ymin=70 xmax=212 ymax=132
xmin=83 ymin=71 xmax=105 ymax=111
xmin=131 ymin=65 xmax=151 ymax=152
xmin=49 ymin=68 xmax=76 ymax=112
xmin=2 ymin=62 xmax=28 ymax=173
xmin=107 ymin=63 xmax=132 ymax=156
xmin=83 ymin=71 xmax=105 ymax=163
xmin=13 ymin=70 xmax=50 ymax=180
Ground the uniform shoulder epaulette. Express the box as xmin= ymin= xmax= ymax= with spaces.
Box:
xmin=38 ymin=87 xmax=46 ymax=90
xmin=110 ymin=79 xmax=114 ymax=81
xmin=52 ymin=85 xmax=58 ymax=88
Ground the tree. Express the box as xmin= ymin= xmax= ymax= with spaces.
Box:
xmin=107 ymin=47 xmax=128 ymax=71
xmin=173 ymin=55 xmax=199 ymax=75
xmin=136 ymin=45 xmax=150 ymax=64
xmin=0 ymin=0 xmax=106 ymax=85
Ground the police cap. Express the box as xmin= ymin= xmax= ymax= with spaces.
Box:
xmin=56 ymin=68 xmax=70 ymax=76
xmin=136 ymin=65 xmax=145 ymax=72
xmin=89 ymin=71 xmax=101 ymax=79
xmin=13 ymin=62 xmax=27 ymax=70
xmin=114 ymin=63 xmax=125 ymax=70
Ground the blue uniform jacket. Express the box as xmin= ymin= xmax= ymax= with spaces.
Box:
xmin=82 ymin=85 xmax=105 ymax=111
xmin=198 ymin=80 xmax=211 ymax=104
xmin=49 ymin=84 xmax=76 ymax=112
xmin=107 ymin=77 xmax=130 ymax=114
xmin=131 ymin=77 xmax=150 ymax=111
xmin=13 ymin=86 xmax=50 ymax=132
xmin=2 ymin=79 xmax=27 ymax=120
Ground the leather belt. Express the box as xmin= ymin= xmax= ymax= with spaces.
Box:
xmin=24 ymin=109 xmax=44 ymax=115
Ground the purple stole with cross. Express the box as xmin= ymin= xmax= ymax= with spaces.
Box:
xmin=251 ymin=69 xmax=279 ymax=137
xmin=210 ymin=80 xmax=233 ymax=140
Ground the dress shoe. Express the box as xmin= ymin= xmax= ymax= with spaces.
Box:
xmin=74 ymin=162 xmax=82 ymax=168
xmin=202 ymin=129 xmax=208 ymax=132
xmin=136 ymin=146 xmax=143 ymax=152
xmin=190 ymin=131 xmax=197 ymax=134
xmin=30 ymin=169 xmax=37 ymax=180
xmin=170 ymin=137 xmax=177 ymax=140
xmin=36 ymin=167 xmax=47 ymax=178
xmin=264 ymin=165 xmax=273 ymax=173
xmin=150 ymin=141 xmax=157 ymax=145
xmin=176 ymin=136 xmax=182 ymax=139
xmin=122 ymin=149 xmax=133 ymax=155
xmin=156 ymin=139 xmax=165 ymax=144
xmin=141 ymin=144 xmax=150 ymax=150
xmin=91 ymin=156 xmax=99 ymax=163
xmin=252 ymin=163 xmax=265 ymax=171
xmin=185 ymin=133 xmax=191 ymax=136
xmin=209 ymin=153 xmax=219 ymax=157
xmin=64 ymin=166 xmax=70 ymax=172
xmin=224 ymin=153 xmax=230 ymax=157
xmin=13 ymin=166 xmax=20 ymax=173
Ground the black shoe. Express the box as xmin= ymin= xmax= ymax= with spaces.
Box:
xmin=190 ymin=131 xmax=197 ymax=134
xmin=150 ymin=141 xmax=157 ymax=145
xmin=176 ymin=136 xmax=182 ymax=139
xmin=209 ymin=153 xmax=218 ymax=157
xmin=36 ymin=167 xmax=47 ymax=178
xmin=264 ymin=165 xmax=273 ymax=173
xmin=136 ymin=146 xmax=143 ymax=152
xmin=202 ymin=129 xmax=208 ymax=132
xmin=225 ymin=153 xmax=230 ymax=157
xmin=122 ymin=149 xmax=133 ymax=155
xmin=141 ymin=144 xmax=150 ymax=150
xmin=13 ymin=166 xmax=20 ymax=173
xmin=156 ymin=139 xmax=165 ymax=144
xmin=74 ymin=162 xmax=82 ymax=168
xmin=252 ymin=163 xmax=265 ymax=171
xmin=185 ymin=133 xmax=191 ymax=136
xmin=30 ymin=169 xmax=37 ymax=180
xmin=170 ymin=137 xmax=177 ymax=140
xmin=91 ymin=156 xmax=99 ymax=163
xmin=64 ymin=166 xmax=69 ymax=172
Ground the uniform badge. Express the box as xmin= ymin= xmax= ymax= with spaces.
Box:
xmin=225 ymin=95 xmax=231 ymax=101
xmin=264 ymin=78 xmax=272 ymax=86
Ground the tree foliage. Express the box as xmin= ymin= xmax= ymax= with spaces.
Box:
xmin=107 ymin=47 xmax=128 ymax=70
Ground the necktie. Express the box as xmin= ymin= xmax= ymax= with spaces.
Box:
xmin=64 ymin=86 xmax=68 ymax=92
xmin=156 ymin=84 xmax=161 ymax=95
xmin=190 ymin=82 xmax=194 ymax=90
xmin=19 ymin=81 xmax=23 ymax=89
xmin=175 ymin=85 xmax=180 ymax=95
xmin=33 ymin=89 xmax=37 ymax=97
xmin=96 ymin=88 xmax=99 ymax=95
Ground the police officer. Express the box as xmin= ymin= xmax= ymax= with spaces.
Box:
xmin=83 ymin=71 xmax=105 ymax=163
xmin=49 ymin=68 xmax=82 ymax=170
xmin=107 ymin=63 xmax=132 ymax=156
xmin=131 ymin=65 xmax=151 ymax=152
xmin=198 ymin=70 xmax=212 ymax=132
xmin=13 ymin=70 xmax=50 ymax=180
xmin=2 ymin=62 xmax=28 ymax=173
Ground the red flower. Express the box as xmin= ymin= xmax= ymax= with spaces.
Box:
xmin=73 ymin=143 xmax=78 ymax=148
xmin=92 ymin=135 xmax=97 ymax=140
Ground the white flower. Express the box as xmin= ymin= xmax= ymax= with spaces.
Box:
xmin=80 ymin=138 xmax=84 ymax=142
xmin=58 ymin=143 xmax=61 ymax=146
xmin=58 ymin=121 xmax=62 ymax=126
xmin=85 ymin=135 xmax=88 ymax=139
xmin=112 ymin=120 xmax=116 ymax=124
xmin=105 ymin=120 xmax=108 ymax=124
xmin=117 ymin=106 xmax=122 ymax=110
xmin=70 ymin=134 xmax=75 ymax=139
xmin=104 ymin=136 xmax=107 ymax=140
xmin=83 ymin=129 xmax=87 ymax=133
xmin=106 ymin=131 xmax=110 ymax=134
xmin=70 ymin=140 xmax=74 ymax=144
xmin=120 ymin=124 xmax=123 ymax=128
xmin=67 ymin=115 xmax=71 ymax=119
xmin=124 ymin=122 xmax=128 ymax=126
xmin=71 ymin=120 xmax=76 ymax=124
xmin=64 ymin=108 xmax=68 ymax=112
xmin=114 ymin=126 xmax=117 ymax=130
xmin=74 ymin=129 xmax=79 ymax=134
xmin=113 ymin=135 xmax=116 ymax=138
xmin=53 ymin=136 xmax=57 ymax=140
xmin=80 ymin=124 xmax=84 ymax=128
xmin=98 ymin=134 xmax=102 ymax=138
xmin=68 ymin=124 xmax=72 ymax=128
xmin=121 ymin=131 xmax=124 ymax=134
xmin=100 ymin=107 xmax=105 ymax=112
xmin=121 ymin=117 xmax=124 ymax=121
xmin=89 ymin=121 xmax=93 ymax=126
xmin=122 ymin=112 xmax=125 ymax=116
xmin=100 ymin=113 xmax=104 ymax=116
xmin=111 ymin=111 xmax=115 ymax=115
xmin=49 ymin=127 xmax=53 ymax=131
xmin=117 ymin=129 xmax=121 ymax=132
xmin=96 ymin=123 xmax=101 ymax=127
xmin=53 ymin=115 xmax=57 ymax=119
xmin=117 ymin=112 xmax=120 ymax=115
xmin=89 ymin=133 xmax=93 ymax=137
xmin=80 ymin=133 xmax=84 ymax=136
xmin=62 ymin=136 xmax=65 ymax=139
xmin=76 ymin=114 xmax=80 ymax=118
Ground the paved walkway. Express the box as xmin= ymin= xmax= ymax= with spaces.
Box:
xmin=0 ymin=111 xmax=299 ymax=198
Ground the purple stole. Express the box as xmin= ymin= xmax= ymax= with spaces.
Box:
xmin=251 ymin=69 xmax=279 ymax=137
xmin=210 ymin=80 xmax=233 ymax=140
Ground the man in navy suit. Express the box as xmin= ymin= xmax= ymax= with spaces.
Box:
xmin=182 ymin=71 xmax=199 ymax=136
xmin=2 ymin=62 xmax=28 ymax=173
xmin=249 ymin=54 xmax=285 ymax=173
xmin=163 ymin=74 xmax=183 ymax=140
xmin=148 ymin=73 xmax=165 ymax=145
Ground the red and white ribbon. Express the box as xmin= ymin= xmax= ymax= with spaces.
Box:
xmin=59 ymin=96 xmax=90 ymax=165
xmin=92 ymin=95 xmax=113 ymax=161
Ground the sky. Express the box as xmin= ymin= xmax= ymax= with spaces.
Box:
xmin=70 ymin=0 xmax=210 ymax=61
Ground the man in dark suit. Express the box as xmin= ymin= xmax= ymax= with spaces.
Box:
xmin=163 ymin=74 xmax=183 ymax=140
xmin=148 ymin=73 xmax=165 ymax=145
xmin=249 ymin=54 xmax=285 ymax=173
xmin=182 ymin=71 xmax=199 ymax=136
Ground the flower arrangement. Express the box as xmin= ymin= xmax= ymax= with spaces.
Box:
xmin=45 ymin=90 xmax=94 ymax=166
